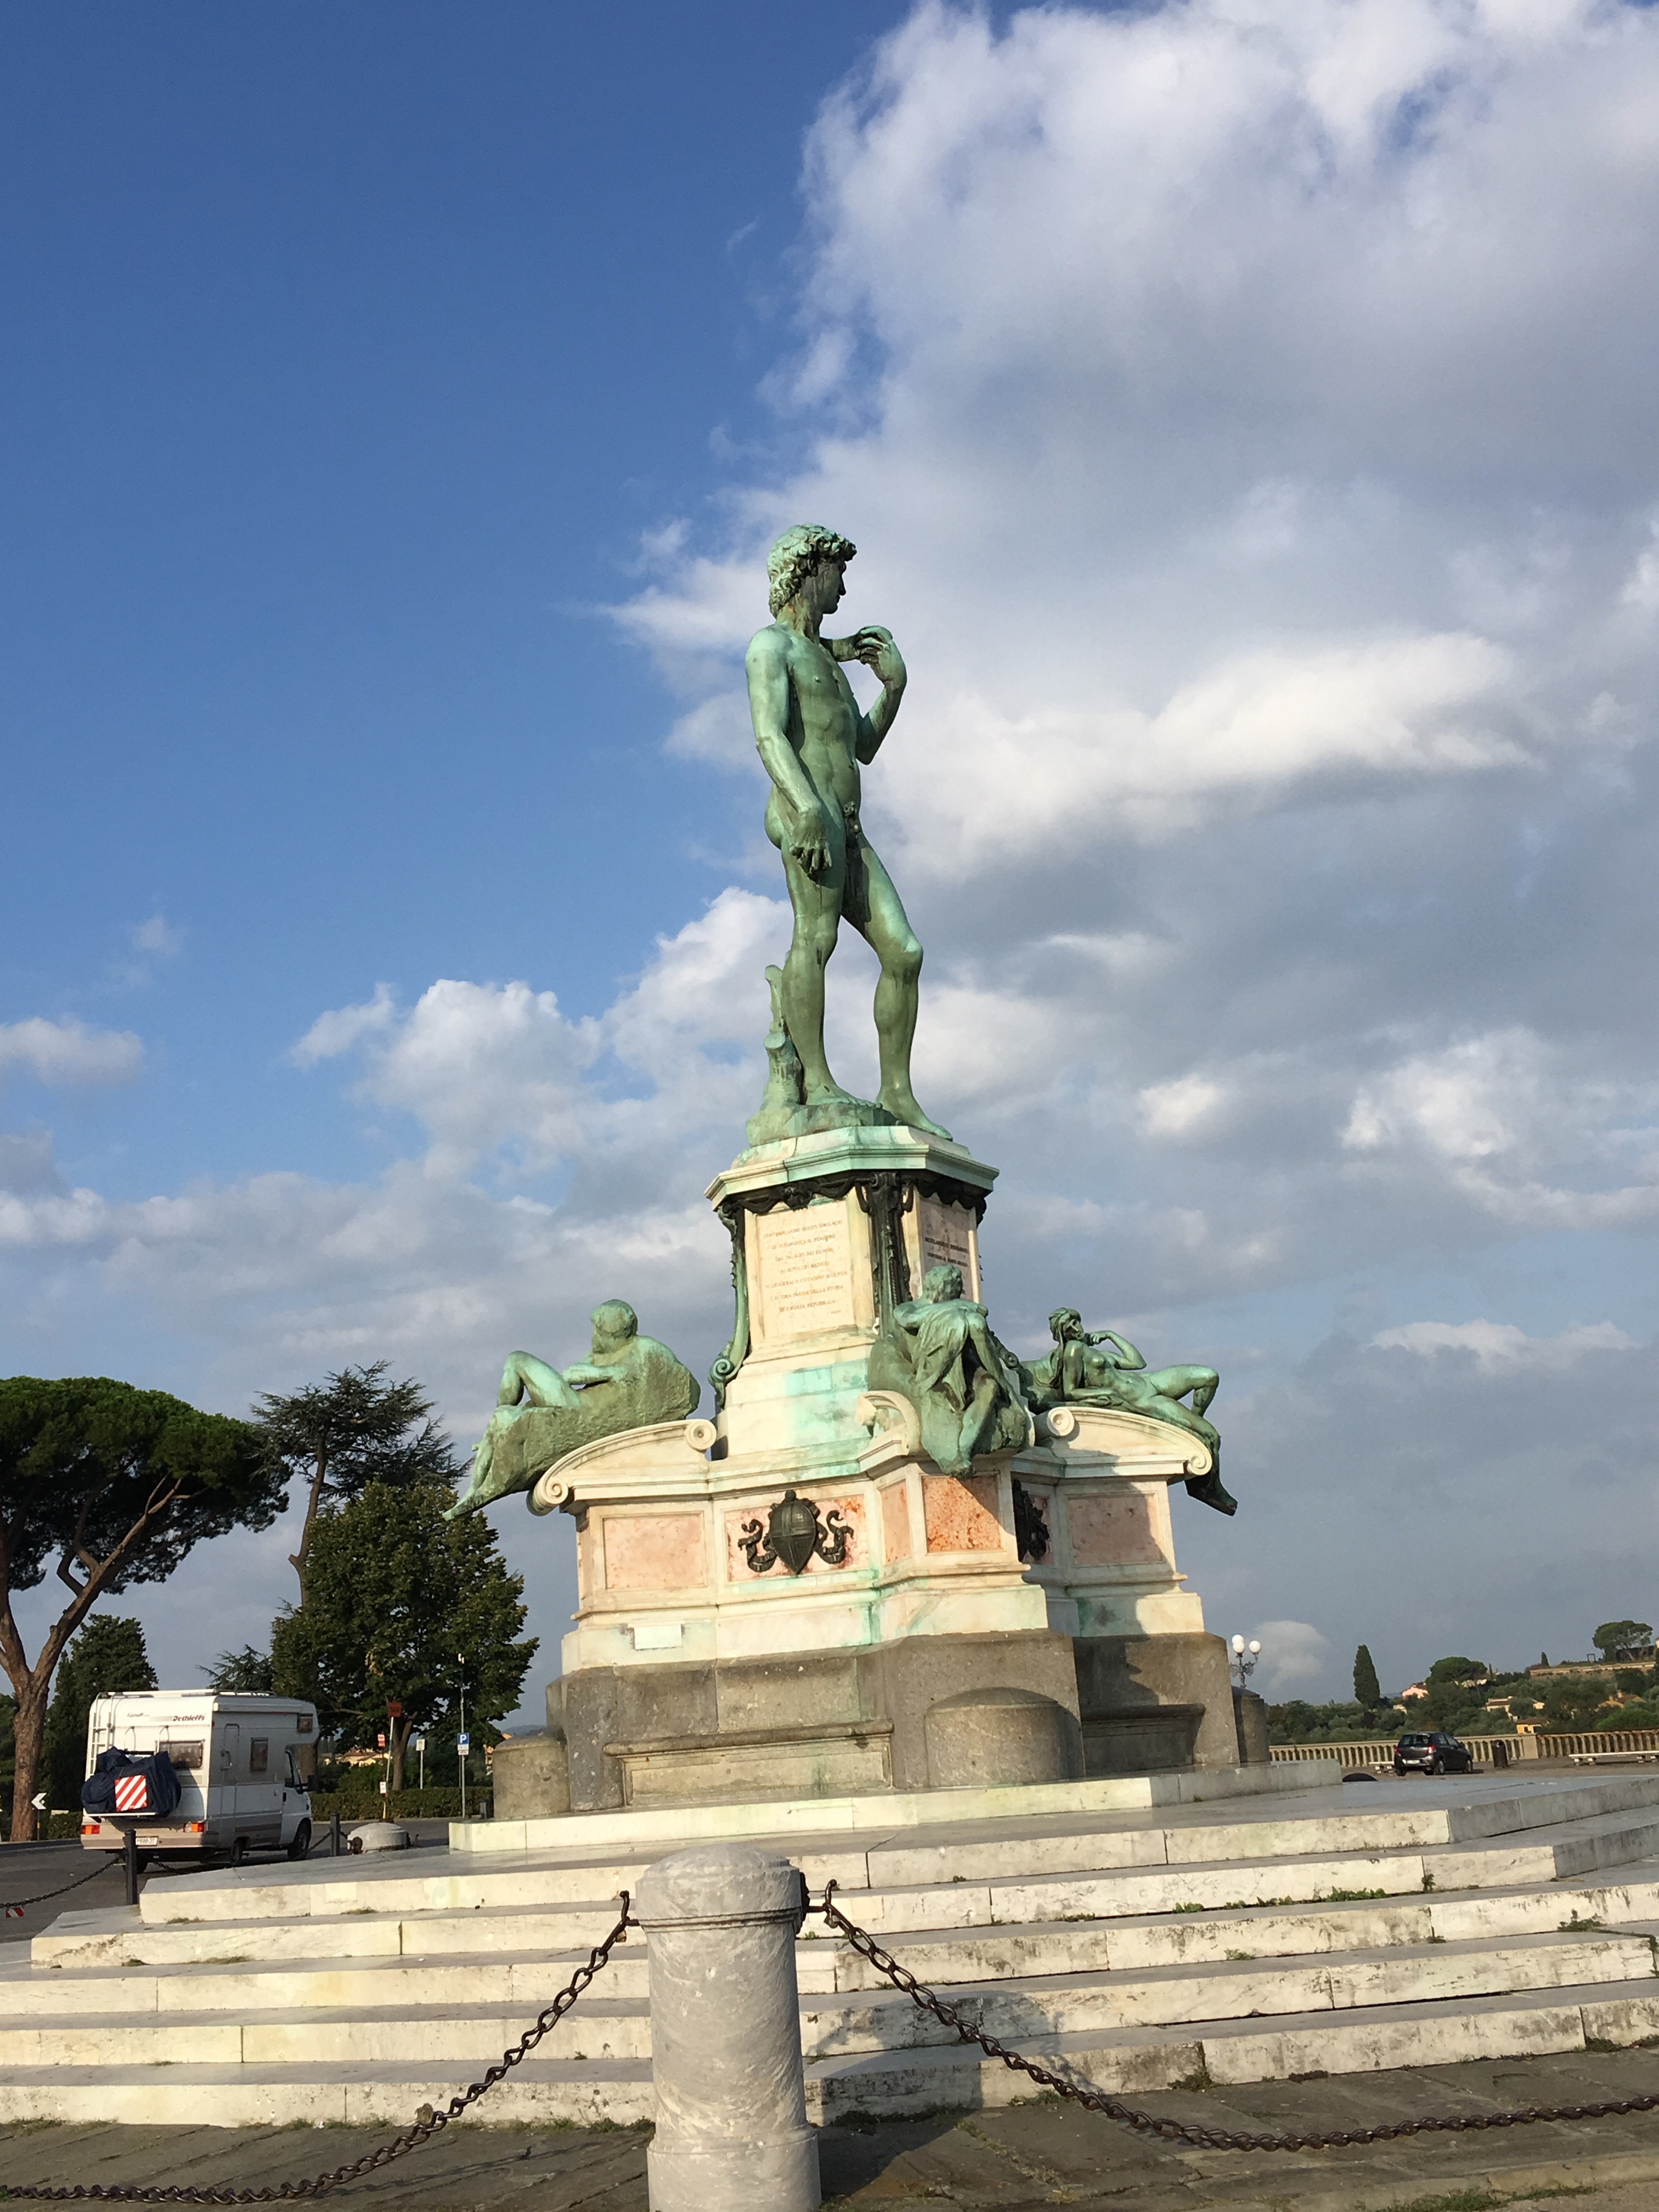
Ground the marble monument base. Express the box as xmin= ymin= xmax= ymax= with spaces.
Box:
xmin=500 ymin=1124 xmax=1242 ymax=1819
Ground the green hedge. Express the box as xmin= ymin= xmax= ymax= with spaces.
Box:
xmin=307 ymin=1787 xmax=490 ymax=1821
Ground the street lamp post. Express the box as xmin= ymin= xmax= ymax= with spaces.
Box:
xmin=457 ymin=1656 xmax=469 ymax=1822
xmin=1231 ymin=1634 xmax=1262 ymax=1691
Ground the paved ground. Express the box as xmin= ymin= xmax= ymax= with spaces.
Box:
xmin=4 ymin=2051 xmax=1659 ymax=2209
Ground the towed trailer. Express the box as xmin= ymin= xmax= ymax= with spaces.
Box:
xmin=80 ymin=1690 xmax=320 ymax=1862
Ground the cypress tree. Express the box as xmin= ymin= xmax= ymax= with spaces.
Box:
xmin=1353 ymin=1643 xmax=1381 ymax=1714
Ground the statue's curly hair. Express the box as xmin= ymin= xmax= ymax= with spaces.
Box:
xmin=766 ymin=523 xmax=857 ymax=617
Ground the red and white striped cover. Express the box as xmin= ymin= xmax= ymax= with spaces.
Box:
xmin=112 ymin=1771 xmax=149 ymax=1813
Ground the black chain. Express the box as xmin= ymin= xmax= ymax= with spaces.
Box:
xmin=816 ymin=1882 xmax=1659 ymax=2152
xmin=2 ymin=1855 xmax=119 ymax=1920
xmin=0 ymin=1898 xmax=636 ymax=2202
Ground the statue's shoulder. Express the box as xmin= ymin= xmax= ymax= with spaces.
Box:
xmin=633 ymin=1333 xmax=692 ymax=1369
xmin=746 ymin=620 xmax=797 ymax=672
xmin=631 ymin=1335 xmax=701 ymax=1418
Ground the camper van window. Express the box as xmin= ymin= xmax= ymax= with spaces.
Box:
xmin=285 ymin=1748 xmax=304 ymax=1788
xmin=296 ymin=1714 xmax=314 ymax=1734
xmin=249 ymin=1739 xmax=269 ymax=1774
xmin=159 ymin=1741 xmax=204 ymax=1770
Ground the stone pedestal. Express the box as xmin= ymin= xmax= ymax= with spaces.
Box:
xmin=531 ymin=1125 xmax=1239 ymax=1814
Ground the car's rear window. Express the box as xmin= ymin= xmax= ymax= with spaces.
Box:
xmin=1400 ymin=1734 xmax=1430 ymax=1746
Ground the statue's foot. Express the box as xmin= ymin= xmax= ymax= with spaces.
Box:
xmin=804 ymin=1079 xmax=861 ymax=1107
xmin=1184 ymin=1470 xmax=1238 ymax=1516
xmin=879 ymin=1087 xmax=953 ymax=1141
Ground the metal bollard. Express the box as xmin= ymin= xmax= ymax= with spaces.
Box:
xmin=122 ymin=1823 xmax=139 ymax=1908
xmin=635 ymin=1842 xmax=819 ymax=2212
xmin=330 ymin=1810 xmax=342 ymax=1858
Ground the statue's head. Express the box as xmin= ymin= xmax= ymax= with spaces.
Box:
xmin=767 ymin=523 xmax=857 ymax=618
xmin=590 ymin=1300 xmax=638 ymax=1347
xmin=920 ymin=1263 xmax=963 ymax=1304
xmin=1048 ymin=1307 xmax=1083 ymax=1343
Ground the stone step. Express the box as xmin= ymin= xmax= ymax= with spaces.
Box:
xmin=7 ymin=1974 xmax=1659 ymax=2130
xmin=26 ymin=1844 xmax=1659 ymax=2010
xmin=135 ymin=1775 xmax=1659 ymax=1927
xmin=0 ymin=2057 xmax=655 ymax=2130
xmin=35 ymin=1895 xmax=636 ymax=1973
xmin=3 ymin=1927 xmax=1652 ymax=2070
xmin=6 ymin=1920 xmax=1654 ymax=2070
xmin=808 ymin=1976 xmax=1659 ymax=2118
xmin=829 ymin=1869 xmax=1659 ymax=1985
xmin=828 ymin=1808 xmax=1659 ymax=1933
xmin=86 ymin=1796 xmax=1659 ymax=1985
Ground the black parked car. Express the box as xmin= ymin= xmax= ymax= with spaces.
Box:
xmin=1395 ymin=1729 xmax=1473 ymax=1775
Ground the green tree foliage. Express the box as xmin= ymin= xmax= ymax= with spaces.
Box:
xmin=1593 ymin=1620 xmax=1654 ymax=1660
xmin=1352 ymin=1644 xmax=1381 ymax=1712
xmin=253 ymin=1363 xmax=461 ymax=1603
xmin=42 ymin=1615 xmax=157 ymax=1812
xmin=0 ymin=1375 xmax=281 ymax=1841
xmin=1420 ymin=1657 xmax=1492 ymax=1731
xmin=270 ymin=1481 xmax=535 ymax=1791
xmin=1544 ymin=1675 xmax=1614 ymax=1729
xmin=1267 ymin=1699 xmax=1375 ymax=1745
xmin=206 ymin=1646 xmax=274 ymax=1692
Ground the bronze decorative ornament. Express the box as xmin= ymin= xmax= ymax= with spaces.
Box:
xmin=740 ymin=1489 xmax=853 ymax=1576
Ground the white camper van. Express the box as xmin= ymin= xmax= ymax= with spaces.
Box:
xmin=80 ymin=1691 xmax=319 ymax=1861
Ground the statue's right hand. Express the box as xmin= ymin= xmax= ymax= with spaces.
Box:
xmin=789 ymin=807 xmax=834 ymax=879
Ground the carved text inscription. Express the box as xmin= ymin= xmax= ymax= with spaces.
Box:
xmin=916 ymin=1197 xmax=978 ymax=1299
xmin=757 ymin=1202 xmax=856 ymax=1340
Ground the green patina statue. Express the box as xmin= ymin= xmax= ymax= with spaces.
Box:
xmin=867 ymin=1263 xmax=1033 ymax=1475
xmin=446 ymin=1300 xmax=699 ymax=1519
xmin=745 ymin=524 xmax=951 ymax=1146
xmin=1028 ymin=1308 xmax=1235 ymax=1516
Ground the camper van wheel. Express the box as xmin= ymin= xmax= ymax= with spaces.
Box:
xmin=287 ymin=1821 xmax=312 ymax=1862
xmin=231 ymin=1837 xmax=250 ymax=1866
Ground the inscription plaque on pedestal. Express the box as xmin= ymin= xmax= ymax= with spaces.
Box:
xmin=754 ymin=1201 xmax=857 ymax=1343
xmin=913 ymin=1197 xmax=980 ymax=1299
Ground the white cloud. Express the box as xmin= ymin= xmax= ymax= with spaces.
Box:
xmin=291 ymin=982 xmax=398 ymax=1065
xmin=1140 ymin=1075 xmax=1227 ymax=1139
xmin=1341 ymin=1030 xmax=1659 ymax=1229
xmin=0 ymin=1016 xmax=142 ymax=1087
xmin=131 ymin=914 xmax=184 ymax=958
xmin=1372 ymin=1318 xmax=1635 ymax=1368
xmin=1248 ymin=1620 xmax=1332 ymax=1696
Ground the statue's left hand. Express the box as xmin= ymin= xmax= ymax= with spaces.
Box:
xmin=847 ymin=625 xmax=906 ymax=687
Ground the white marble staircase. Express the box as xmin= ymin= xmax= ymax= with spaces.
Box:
xmin=6 ymin=1772 xmax=1659 ymax=2128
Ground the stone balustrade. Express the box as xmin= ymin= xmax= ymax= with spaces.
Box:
xmin=1271 ymin=1730 xmax=1659 ymax=1767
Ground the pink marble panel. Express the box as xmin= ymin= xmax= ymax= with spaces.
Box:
xmin=602 ymin=1514 xmax=707 ymax=1592
xmin=576 ymin=1513 xmax=601 ymax=1604
xmin=923 ymin=1473 xmax=1005 ymax=1553
xmin=881 ymin=1481 xmax=911 ymax=1564
xmin=724 ymin=1496 xmax=866 ymax=1579
xmin=1068 ymin=1489 xmax=1171 ymax=1568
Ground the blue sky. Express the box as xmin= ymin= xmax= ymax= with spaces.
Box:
xmin=7 ymin=0 xmax=1659 ymax=1723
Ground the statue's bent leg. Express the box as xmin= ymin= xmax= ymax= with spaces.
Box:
xmin=500 ymin=1351 xmax=579 ymax=1410
xmin=447 ymin=1417 xmax=507 ymax=1520
xmin=1145 ymin=1365 xmax=1220 ymax=1420
xmin=958 ymin=1368 xmax=1005 ymax=1466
